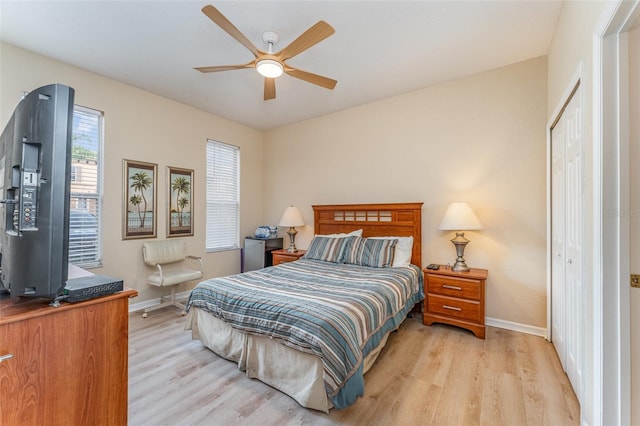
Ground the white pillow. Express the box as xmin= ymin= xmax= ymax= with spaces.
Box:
xmin=370 ymin=236 xmax=413 ymax=267
xmin=316 ymin=229 xmax=363 ymax=238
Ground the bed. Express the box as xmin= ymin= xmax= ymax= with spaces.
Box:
xmin=185 ymin=202 xmax=424 ymax=412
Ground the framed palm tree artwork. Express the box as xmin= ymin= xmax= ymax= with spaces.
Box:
xmin=123 ymin=159 xmax=157 ymax=239
xmin=167 ymin=166 xmax=194 ymax=237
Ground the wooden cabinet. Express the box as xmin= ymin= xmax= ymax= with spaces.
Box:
xmin=0 ymin=289 xmax=137 ymax=425
xmin=272 ymin=249 xmax=306 ymax=266
xmin=423 ymin=266 xmax=488 ymax=339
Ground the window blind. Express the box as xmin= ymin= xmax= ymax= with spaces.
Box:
xmin=69 ymin=106 xmax=102 ymax=267
xmin=206 ymin=140 xmax=240 ymax=251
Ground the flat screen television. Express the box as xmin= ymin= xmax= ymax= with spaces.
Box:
xmin=0 ymin=83 xmax=75 ymax=300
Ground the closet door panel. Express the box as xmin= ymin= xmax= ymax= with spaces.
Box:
xmin=563 ymin=87 xmax=582 ymax=390
xmin=550 ymin=82 xmax=582 ymax=400
xmin=551 ymin=118 xmax=566 ymax=367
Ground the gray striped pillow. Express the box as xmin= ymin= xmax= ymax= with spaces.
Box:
xmin=303 ymin=236 xmax=355 ymax=263
xmin=343 ymin=237 xmax=398 ymax=268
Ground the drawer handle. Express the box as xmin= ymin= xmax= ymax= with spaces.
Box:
xmin=442 ymin=284 xmax=462 ymax=291
xmin=442 ymin=305 xmax=462 ymax=311
xmin=0 ymin=353 xmax=14 ymax=363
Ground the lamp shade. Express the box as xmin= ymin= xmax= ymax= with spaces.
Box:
xmin=438 ymin=202 xmax=482 ymax=231
xmin=278 ymin=206 xmax=305 ymax=227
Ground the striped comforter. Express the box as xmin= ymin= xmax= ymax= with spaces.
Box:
xmin=185 ymin=259 xmax=423 ymax=409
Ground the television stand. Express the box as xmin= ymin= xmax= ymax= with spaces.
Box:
xmin=0 ymin=288 xmax=137 ymax=424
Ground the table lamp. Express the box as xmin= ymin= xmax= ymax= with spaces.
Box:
xmin=438 ymin=202 xmax=482 ymax=272
xmin=278 ymin=206 xmax=305 ymax=253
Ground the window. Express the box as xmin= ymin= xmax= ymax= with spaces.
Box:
xmin=206 ymin=139 xmax=239 ymax=251
xmin=69 ymin=106 xmax=102 ymax=267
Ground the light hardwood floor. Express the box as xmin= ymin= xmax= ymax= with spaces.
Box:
xmin=128 ymin=308 xmax=579 ymax=425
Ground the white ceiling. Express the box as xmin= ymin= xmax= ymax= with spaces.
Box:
xmin=0 ymin=1 xmax=562 ymax=131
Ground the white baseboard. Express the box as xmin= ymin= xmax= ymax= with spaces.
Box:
xmin=485 ymin=316 xmax=547 ymax=338
xmin=129 ymin=290 xmax=192 ymax=313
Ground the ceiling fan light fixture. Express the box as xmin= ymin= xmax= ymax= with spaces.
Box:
xmin=256 ymin=59 xmax=284 ymax=78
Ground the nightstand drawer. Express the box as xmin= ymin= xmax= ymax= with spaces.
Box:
xmin=427 ymin=294 xmax=481 ymax=323
xmin=272 ymin=249 xmax=306 ymax=266
xmin=427 ymin=275 xmax=480 ymax=300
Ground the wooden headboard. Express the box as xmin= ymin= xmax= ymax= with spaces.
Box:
xmin=312 ymin=202 xmax=423 ymax=267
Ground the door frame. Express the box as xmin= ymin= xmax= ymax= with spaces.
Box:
xmin=594 ymin=0 xmax=639 ymax=424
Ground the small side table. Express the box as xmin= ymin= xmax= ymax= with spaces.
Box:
xmin=423 ymin=265 xmax=488 ymax=339
xmin=272 ymin=249 xmax=306 ymax=266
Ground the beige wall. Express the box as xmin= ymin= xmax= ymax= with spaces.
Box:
xmin=264 ymin=56 xmax=548 ymax=329
xmin=629 ymin=23 xmax=640 ymax=426
xmin=0 ymin=42 xmax=265 ymax=304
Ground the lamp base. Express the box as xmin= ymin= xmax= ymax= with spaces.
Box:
xmin=452 ymin=260 xmax=470 ymax=272
xmin=450 ymin=232 xmax=470 ymax=272
xmin=286 ymin=227 xmax=298 ymax=253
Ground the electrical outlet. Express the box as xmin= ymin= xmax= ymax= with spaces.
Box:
xmin=632 ymin=274 xmax=640 ymax=288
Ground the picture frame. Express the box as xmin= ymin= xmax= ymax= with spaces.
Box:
xmin=167 ymin=166 xmax=194 ymax=237
xmin=123 ymin=159 xmax=157 ymax=239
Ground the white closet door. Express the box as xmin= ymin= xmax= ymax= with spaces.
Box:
xmin=564 ymin=85 xmax=582 ymax=390
xmin=551 ymin=82 xmax=582 ymax=398
xmin=551 ymin=111 xmax=566 ymax=369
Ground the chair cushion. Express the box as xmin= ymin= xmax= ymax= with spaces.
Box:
xmin=148 ymin=269 xmax=203 ymax=287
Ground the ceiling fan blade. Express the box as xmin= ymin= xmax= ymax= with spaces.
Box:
xmin=201 ymin=5 xmax=260 ymax=58
xmin=278 ymin=21 xmax=335 ymax=61
xmin=264 ymin=78 xmax=276 ymax=100
xmin=194 ymin=62 xmax=255 ymax=73
xmin=284 ymin=67 xmax=337 ymax=90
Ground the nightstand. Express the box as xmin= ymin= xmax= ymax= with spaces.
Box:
xmin=272 ymin=249 xmax=306 ymax=266
xmin=423 ymin=265 xmax=488 ymax=339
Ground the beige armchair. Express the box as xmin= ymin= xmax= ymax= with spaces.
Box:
xmin=142 ymin=239 xmax=203 ymax=318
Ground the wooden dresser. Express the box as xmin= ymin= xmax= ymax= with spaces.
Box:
xmin=0 ymin=289 xmax=137 ymax=425
xmin=272 ymin=249 xmax=306 ymax=266
xmin=423 ymin=266 xmax=488 ymax=339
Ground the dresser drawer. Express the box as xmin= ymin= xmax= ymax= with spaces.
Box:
xmin=427 ymin=274 xmax=480 ymax=300
xmin=426 ymin=294 xmax=481 ymax=323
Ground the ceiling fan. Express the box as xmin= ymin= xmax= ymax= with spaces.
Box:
xmin=194 ymin=4 xmax=337 ymax=101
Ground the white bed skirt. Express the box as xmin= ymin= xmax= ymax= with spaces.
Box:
xmin=185 ymin=307 xmax=391 ymax=412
